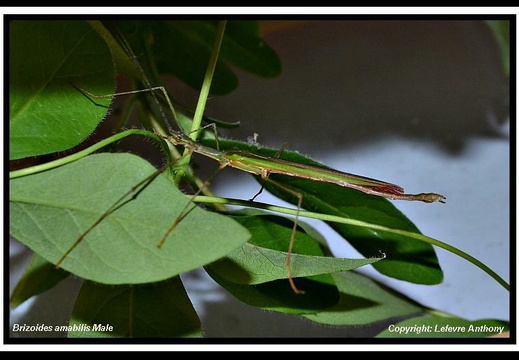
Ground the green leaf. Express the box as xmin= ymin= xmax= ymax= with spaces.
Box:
xmin=151 ymin=21 xmax=237 ymax=95
xmin=210 ymin=213 xmax=383 ymax=285
xmin=10 ymin=252 xmax=70 ymax=309
xmin=283 ymin=181 xmax=443 ymax=285
xmin=150 ymin=20 xmax=281 ymax=95
xmin=486 ymin=20 xmax=509 ymax=76
xmin=207 ymin=213 xmax=339 ymax=314
xmin=9 ymin=153 xmax=250 ymax=284
xmin=304 ymin=271 xmax=423 ymax=326
xmin=376 ymin=316 xmax=510 ymax=338
xmin=68 ymin=278 xmax=202 ymax=338
xmin=218 ymin=243 xmax=380 ymax=284
xmin=87 ymin=20 xmax=142 ymax=79
xmin=206 ymin=267 xmax=340 ymax=315
xmin=9 ymin=20 xmax=115 ymax=160
xmin=207 ymin=213 xmax=382 ymax=314
xmin=202 ymin=138 xmax=443 ymax=285
xmin=221 ymin=20 xmax=282 ymax=77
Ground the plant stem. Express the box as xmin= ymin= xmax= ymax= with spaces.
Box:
xmin=192 ymin=195 xmax=510 ymax=292
xmin=189 ymin=20 xmax=227 ymax=141
xmin=9 ymin=129 xmax=168 ymax=179
xmin=174 ymin=20 xmax=227 ymax=185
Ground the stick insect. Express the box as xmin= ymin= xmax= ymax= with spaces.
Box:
xmin=51 ymin=21 xmax=446 ymax=294
xmin=60 ymin=83 xmax=445 ymax=294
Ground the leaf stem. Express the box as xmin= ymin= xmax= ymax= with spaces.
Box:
xmin=192 ymin=195 xmax=510 ymax=292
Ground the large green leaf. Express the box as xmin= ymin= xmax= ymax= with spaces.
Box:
xmin=68 ymin=278 xmax=201 ymax=338
xmin=9 ymin=153 xmax=250 ymax=284
xmin=304 ymin=271 xmax=423 ymax=326
xmin=376 ymin=316 xmax=510 ymax=338
xmin=9 ymin=20 xmax=115 ymax=160
xmin=10 ymin=253 xmax=70 ymax=309
xmin=202 ymin=138 xmax=443 ymax=285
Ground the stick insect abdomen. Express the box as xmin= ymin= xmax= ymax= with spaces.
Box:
xmin=222 ymin=151 xmax=445 ymax=204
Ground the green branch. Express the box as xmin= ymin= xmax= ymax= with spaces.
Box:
xmin=192 ymin=195 xmax=510 ymax=292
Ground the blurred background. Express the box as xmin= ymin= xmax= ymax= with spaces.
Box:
xmin=10 ymin=19 xmax=510 ymax=337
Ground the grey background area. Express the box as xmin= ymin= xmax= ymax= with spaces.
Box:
xmin=10 ymin=20 xmax=510 ymax=338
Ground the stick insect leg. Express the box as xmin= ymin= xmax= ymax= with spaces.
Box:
xmin=73 ymin=84 xmax=231 ymax=249
xmin=249 ymin=142 xmax=289 ymax=202
xmin=71 ymin=83 xmax=181 ymax=132
xmin=157 ymin=160 xmax=229 ymax=249
xmin=55 ymin=166 xmax=167 ymax=268
xmin=258 ymin=175 xmax=305 ymax=295
xmin=184 ymin=122 xmax=221 ymax=150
